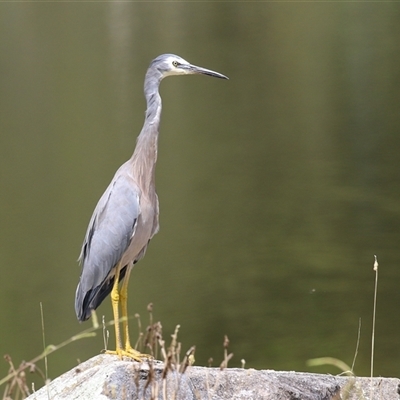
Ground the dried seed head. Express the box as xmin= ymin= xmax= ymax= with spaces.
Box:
xmin=223 ymin=335 xmax=229 ymax=349
xmin=373 ymin=255 xmax=379 ymax=271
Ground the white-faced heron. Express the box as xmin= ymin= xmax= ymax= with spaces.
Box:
xmin=75 ymin=54 xmax=228 ymax=360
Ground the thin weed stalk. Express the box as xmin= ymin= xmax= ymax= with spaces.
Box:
xmin=370 ymin=255 xmax=379 ymax=399
xmin=350 ymin=318 xmax=361 ymax=373
xmin=39 ymin=303 xmax=50 ymax=400
xmin=219 ymin=335 xmax=233 ymax=370
xmin=102 ymin=315 xmax=109 ymax=351
xmin=134 ymin=313 xmax=143 ymax=351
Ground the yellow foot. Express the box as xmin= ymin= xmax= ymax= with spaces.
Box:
xmin=105 ymin=348 xmax=152 ymax=362
xmin=126 ymin=346 xmax=153 ymax=361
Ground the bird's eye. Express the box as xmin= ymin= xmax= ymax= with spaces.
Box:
xmin=172 ymin=60 xmax=179 ymax=67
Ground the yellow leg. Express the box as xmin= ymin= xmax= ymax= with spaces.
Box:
xmin=109 ymin=262 xmax=123 ymax=355
xmin=107 ymin=262 xmax=151 ymax=361
xmin=119 ymin=264 xmax=134 ymax=351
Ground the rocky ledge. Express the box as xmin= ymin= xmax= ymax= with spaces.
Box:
xmin=26 ymin=354 xmax=399 ymax=400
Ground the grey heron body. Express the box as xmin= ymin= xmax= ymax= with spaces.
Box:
xmin=75 ymin=54 xmax=228 ymax=359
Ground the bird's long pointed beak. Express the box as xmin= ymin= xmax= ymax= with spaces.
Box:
xmin=184 ymin=64 xmax=229 ymax=80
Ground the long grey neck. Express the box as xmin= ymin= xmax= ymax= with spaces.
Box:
xmin=130 ymin=67 xmax=164 ymax=196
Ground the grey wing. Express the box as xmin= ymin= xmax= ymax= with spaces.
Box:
xmin=75 ymin=173 xmax=140 ymax=321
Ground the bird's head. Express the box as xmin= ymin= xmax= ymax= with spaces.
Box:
xmin=150 ymin=54 xmax=228 ymax=80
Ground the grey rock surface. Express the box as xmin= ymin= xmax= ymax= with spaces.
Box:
xmin=26 ymin=354 xmax=399 ymax=400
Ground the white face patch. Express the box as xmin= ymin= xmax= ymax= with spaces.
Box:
xmin=163 ymin=56 xmax=191 ymax=77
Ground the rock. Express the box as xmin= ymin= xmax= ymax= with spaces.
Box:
xmin=26 ymin=354 xmax=399 ymax=400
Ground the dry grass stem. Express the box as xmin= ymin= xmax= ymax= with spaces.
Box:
xmin=351 ymin=318 xmax=361 ymax=373
xmin=220 ymin=335 xmax=233 ymax=370
xmin=370 ymin=255 xmax=379 ymax=399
